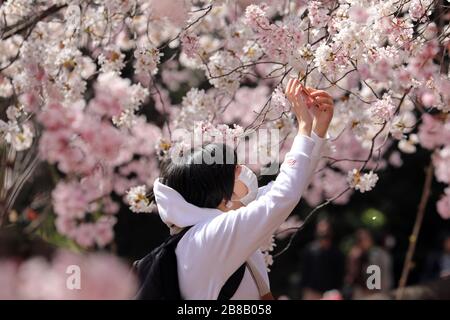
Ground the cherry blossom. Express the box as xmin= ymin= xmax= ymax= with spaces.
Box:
xmin=347 ymin=169 xmax=379 ymax=193
xmin=437 ymin=187 xmax=450 ymax=220
xmin=1 ymin=0 xmax=450 ymax=251
xmin=126 ymin=185 xmax=154 ymax=213
xmin=0 ymin=250 xmax=137 ymax=299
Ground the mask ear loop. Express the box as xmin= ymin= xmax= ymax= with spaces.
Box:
xmin=227 ymin=166 xmax=243 ymax=208
xmin=225 ymin=200 xmax=233 ymax=209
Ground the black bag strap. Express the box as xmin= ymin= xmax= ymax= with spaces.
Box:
xmin=134 ymin=226 xmax=247 ymax=300
xmin=174 ymin=226 xmax=246 ymax=300
xmin=217 ymin=263 xmax=246 ymax=300
xmin=132 ymin=227 xmax=192 ymax=273
xmin=166 ymin=227 xmax=192 ymax=248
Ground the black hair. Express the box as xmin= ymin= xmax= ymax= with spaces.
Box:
xmin=160 ymin=143 xmax=238 ymax=208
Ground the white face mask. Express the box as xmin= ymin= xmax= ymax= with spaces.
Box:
xmin=235 ymin=165 xmax=258 ymax=205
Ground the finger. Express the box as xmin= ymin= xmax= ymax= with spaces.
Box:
xmin=295 ymin=84 xmax=309 ymax=106
xmin=307 ymin=99 xmax=316 ymax=108
xmin=309 ymin=89 xmax=327 ymax=94
xmin=285 ymin=79 xmax=294 ymax=95
xmin=319 ymin=103 xmax=333 ymax=112
xmin=292 ymin=79 xmax=300 ymax=92
xmin=314 ymin=97 xmax=334 ymax=105
xmin=291 ymin=79 xmax=301 ymax=97
xmin=299 ymin=82 xmax=313 ymax=103
xmin=310 ymin=90 xmax=332 ymax=99
xmin=294 ymin=83 xmax=302 ymax=100
xmin=300 ymin=84 xmax=311 ymax=97
xmin=303 ymin=86 xmax=313 ymax=95
xmin=288 ymin=79 xmax=298 ymax=96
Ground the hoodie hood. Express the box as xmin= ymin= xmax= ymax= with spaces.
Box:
xmin=153 ymin=178 xmax=222 ymax=234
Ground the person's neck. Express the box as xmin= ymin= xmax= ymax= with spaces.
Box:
xmin=217 ymin=203 xmax=230 ymax=212
xmin=217 ymin=200 xmax=243 ymax=212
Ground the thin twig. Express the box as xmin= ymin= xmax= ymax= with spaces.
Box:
xmin=396 ymin=162 xmax=434 ymax=300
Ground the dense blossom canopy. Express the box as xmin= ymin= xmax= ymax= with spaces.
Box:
xmin=0 ymin=0 xmax=449 ymax=255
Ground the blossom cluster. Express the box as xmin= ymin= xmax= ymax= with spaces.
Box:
xmin=1 ymin=0 xmax=450 ymax=253
xmin=0 ymin=250 xmax=137 ymax=299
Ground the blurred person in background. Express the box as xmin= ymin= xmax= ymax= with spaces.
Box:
xmin=344 ymin=228 xmax=393 ymax=299
xmin=300 ymin=219 xmax=345 ymax=299
xmin=422 ymin=232 xmax=450 ymax=282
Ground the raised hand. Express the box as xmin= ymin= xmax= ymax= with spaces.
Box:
xmin=285 ymin=78 xmax=313 ymax=137
xmin=303 ymin=87 xmax=334 ymax=138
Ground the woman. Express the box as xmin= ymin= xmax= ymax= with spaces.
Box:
xmin=153 ymin=79 xmax=334 ymax=299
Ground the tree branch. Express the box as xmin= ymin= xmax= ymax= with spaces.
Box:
xmin=1 ymin=4 xmax=68 ymax=40
xmin=396 ymin=162 xmax=434 ymax=300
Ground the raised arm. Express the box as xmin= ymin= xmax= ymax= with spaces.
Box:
xmin=257 ymin=86 xmax=334 ymax=197
xmin=257 ymin=131 xmax=327 ymax=199
xmin=198 ymin=80 xmax=335 ymax=281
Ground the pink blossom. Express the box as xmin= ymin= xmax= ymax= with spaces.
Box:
xmin=20 ymin=91 xmax=40 ymax=113
xmin=244 ymin=4 xmax=270 ymax=30
xmin=151 ymin=85 xmax=176 ymax=116
xmin=371 ymin=96 xmax=396 ymax=122
xmin=389 ymin=151 xmax=403 ymax=167
xmin=244 ymin=4 xmax=301 ymax=61
xmin=114 ymin=175 xmax=138 ymax=195
xmin=39 ymin=129 xmax=97 ymax=174
xmin=181 ymin=32 xmax=200 ymax=59
xmin=308 ymin=1 xmax=330 ymax=28
xmin=80 ymin=170 xmax=113 ymax=200
xmin=129 ymin=119 xmax=162 ymax=156
xmin=409 ymin=0 xmax=433 ymax=22
xmin=329 ymin=129 xmax=369 ymax=172
xmin=94 ymin=216 xmax=117 ymax=248
xmin=433 ymin=147 xmax=450 ymax=184
xmin=73 ymin=223 xmax=96 ymax=248
xmin=52 ymin=181 xmax=89 ymax=219
xmin=358 ymin=63 xmax=371 ymax=80
xmin=322 ymin=168 xmax=352 ymax=204
xmin=421 ymin=91 xmax=436 ymax=107
xmin=38 ymin=102 xmax=79 ymax=130
xmin=0 ymin=260 xmax=18 ymax=299
xmin=418 ymin=114 xmax=448 ymax=150
xmin=149 ymin=0 xmax=188 ymax=26
xmin=68 ymin=253 xmax=137 ymax=299
xmin=55 ymin=216 xmax=77 ymax=238
xmin=0 ymin=250 xmax=137 ymax=299
xmin=349 ymin=6 xmax=370 ymax=24
xmin=276 ymin=215 xmax=303 ymax=240
xmin=303 ymin=181 xmax=324 ymax=207
xmin=221 ymin=86 xmax=270 ymax=126
xmin=407 ymin=40 xmax=440 ymax=80
xmin=89 ymin=74 xmax=131 ymax=118
xmin=4 ymin=0 xmax=450 ymax=258
xmin=16 ymin=256 xmax=66 ymax=299
xmin=89 ymin=122 xmax=124 ymax=161
xmin=102 ymin=196 xmax=120 ymax=215
xmin=437 ymin=188 xmax=450 ymax=220
xmin=161 ymin=61 xmax=193 ymax=92
xmin=321 ymin=289 xmax=343 ymax=300
xmin=270 ymin=86 xmax=291 ymax=115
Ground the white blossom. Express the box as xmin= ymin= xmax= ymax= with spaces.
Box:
xmin=398 ymin=134 xmax=419 ymax=154
xmin=134 ymin=43 xmax=163 ymax=76
xmin=175 ymin=88 xmax=217 ymax=129
xmin=347 ymin=169 xmax=379 ymax=193
xmin=206 ymin=51 xmax=241 ymax=95
xmin=5 ymin=122 xmax=34 ymax=151
xmin=98 ymin=46 xmax=126 ymax=74
xmin=125 ymin=185 xmax=154 ymax=213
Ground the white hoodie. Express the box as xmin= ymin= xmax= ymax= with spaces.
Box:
xmin=153 ymin=133 xmax=326 ymax=299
